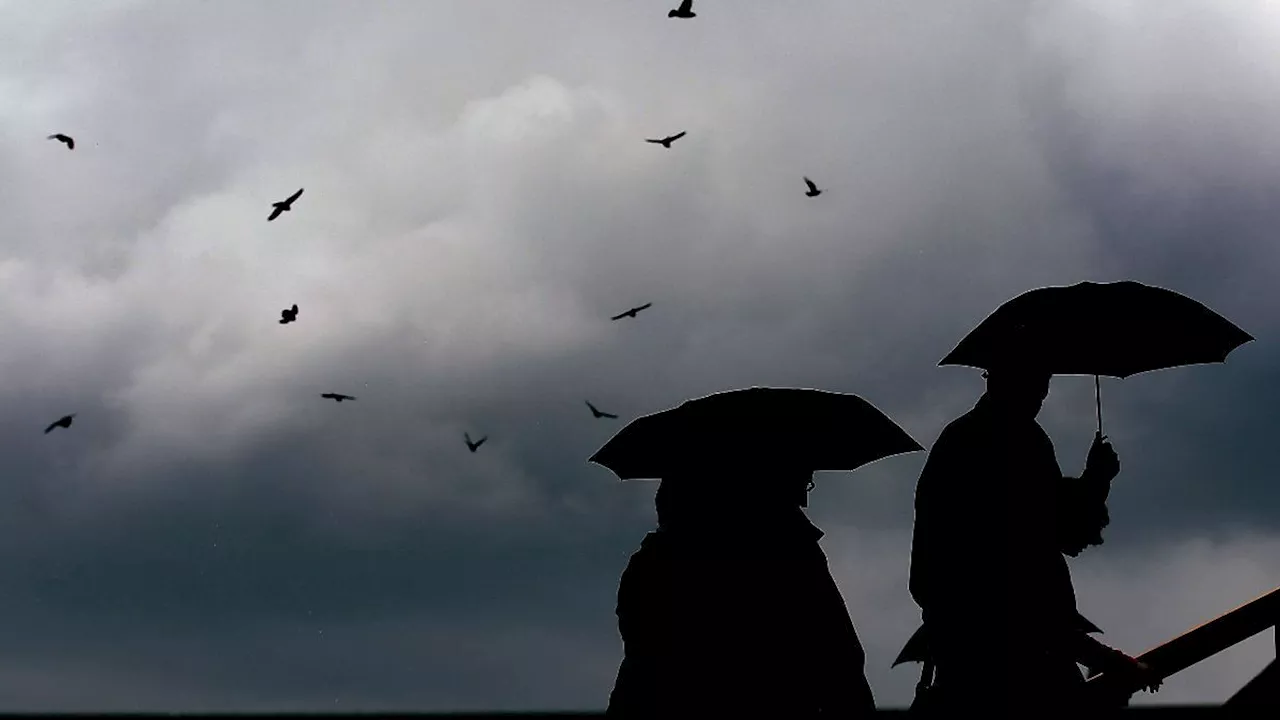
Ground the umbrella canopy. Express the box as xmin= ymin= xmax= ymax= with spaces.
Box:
xmin=939 ymin=281 xmax=1252 ymax=378
xmin=588 ymin=387 xmax=923 ymax=481
xmin=939 ymin=281 xmax=1252 ymax=432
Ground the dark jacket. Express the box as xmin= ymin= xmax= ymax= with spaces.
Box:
xmin=607 ymin=507 xmax=876 ymax=717
xmin=907 ymin=394 xmax=1115 ymax=710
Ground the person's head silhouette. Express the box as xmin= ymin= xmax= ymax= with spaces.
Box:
xmin=983 ymin=365 xmax=1051 ymax=418
xmin=655 ymin=457 xmax=815 ymax=531
xmin=981 ymin=338 xmax=1052 ymax=419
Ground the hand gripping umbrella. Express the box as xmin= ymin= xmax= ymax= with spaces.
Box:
xmin=939 ymin=281 xmax=1253 ymax=435
xmin=587 ymin=387 xmax=923 ymax=480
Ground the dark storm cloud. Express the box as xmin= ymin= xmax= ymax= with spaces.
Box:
xmin=1 ymin=0 xmax=1278 ymax=710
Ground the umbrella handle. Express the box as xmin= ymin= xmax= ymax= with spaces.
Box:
xmin=1095 ymin=375 xmax=1103 ymax=438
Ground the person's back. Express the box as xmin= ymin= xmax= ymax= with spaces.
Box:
xmin=608 ymin=470 xmax=875 ymax=717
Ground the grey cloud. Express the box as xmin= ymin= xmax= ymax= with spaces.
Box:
xmin=0 ymin=0 xmax=1277 ymax=711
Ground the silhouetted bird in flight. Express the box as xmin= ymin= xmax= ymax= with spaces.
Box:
xmin=464 ymin=432 xmax=488 ymax=453
xmin=611 ymin=303 xmax=652 ymax=321
xmin=668 ymin=0 xmax=695 ymax=19
xmin=804 ymin=177 xmax=823 ymax=197
xmin=586 ymin=401 xmax=618 ymax=419
xmin=44 ymin=414 xmax=75 ymax=434
xmin=646 ymin=132 xmax=686 ymax=148
xmin=47 ymin=134 xmax=74 ymax=150
xmin=279 ymin=304 xmax=298 ymax=324
xmin=268 ymin=188 xmax=304 ymax=221
xmin=320 ymin=393 xmax=356 ymax=402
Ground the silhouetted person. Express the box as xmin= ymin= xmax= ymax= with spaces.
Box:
xmin=320 ymin=392 xmax=355 ymax=402
xmin=464 ymin=432 xmax=487 ymax=453
xmin=44 ymin=414 xmax=75 ymax=434
xmin=907 ymin=360 xmax=1155 ymax=713
xmin=268 ymin=188 xmax=304 ymax=221
xmin=668 ymin=0 xmax=695 ymax=19
xmin=804 ymin=177 xmax=822 ymax=197
xmin=280 ymin=304 xmax=298 ymax=324
xmin=586 ymin=401 xmax=618 ymax=419
xmin=607 ymin=458 xmax=876 ymax=717
xmin=47 ymin=133 xmax=74 ymax=150
xmin=611 ymin=303 xmax=652 ymax=321
xmin=645 ymin=132 xmax=686 ymax=148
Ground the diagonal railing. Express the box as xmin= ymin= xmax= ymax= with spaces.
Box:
xmin=1087 ymin=584 xmax=1279 ymax=706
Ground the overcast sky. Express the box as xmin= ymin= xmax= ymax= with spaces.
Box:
xmin=2 ymin=0 xmax=1279 ymax=711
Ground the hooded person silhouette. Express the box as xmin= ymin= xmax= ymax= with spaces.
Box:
xmin=606 ymin=460 xmax=875 ymax=717
xmin=593 ymin=388 xmax=922 ymax=718
xmin=906 ymin=351 xmax=1157 ymax=714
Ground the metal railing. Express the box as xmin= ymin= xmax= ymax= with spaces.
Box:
xmin=1087 ymin=584 xmax=1279 ymax=706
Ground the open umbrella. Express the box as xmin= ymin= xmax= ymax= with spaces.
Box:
xmin=588 ymin=387 xmax=923 ymax=480
xmin=939 ymin=281 xmax=1252 ymax=434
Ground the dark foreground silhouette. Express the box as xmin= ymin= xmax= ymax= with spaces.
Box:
xmin=907 ymin=360 xmax=1159 ymax=714
xmin=606 ymin=465 xmax=875 ymax=717
xmin=593 ymin=387 xmax=923 ymax=717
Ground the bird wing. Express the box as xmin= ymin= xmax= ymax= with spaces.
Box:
xmin=610 ymin=311 xmax=628 ymax=320
xmin=66 ymin=137 xmax=74 ymax=149
xmin=602 ymin=411 xmax=618 ymax=418
xmin=805 ymin=177 xmax=818 ymax=191
xmin=321 ymin=393 xmax=336 ymax=399
xmin=43 ymin=421 xmax=58 ymax=434
xmin=633 ymin=302 xmax=652 ymax=313
xmin=645 ymin=138 xmax=664 ymax=144
xmin=286 ymin=187 xmax=304 ymax=204
xmin=476 ymin=436 xmax=488 ymax=447
xmin=678 ymin=0 xmax=693 ymax=12
xmin=268 ymin=206 xmax=284 ymax=221
xmin=291 ymin=304 xmax=298 ymax=313
xmin=586 ymin=401 xmax=599 ymax=413
xmin=667 ymin=131 xmax=686 ymax=142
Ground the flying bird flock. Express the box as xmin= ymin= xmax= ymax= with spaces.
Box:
xmin=40 ymin=1 xmax=822 ymax=457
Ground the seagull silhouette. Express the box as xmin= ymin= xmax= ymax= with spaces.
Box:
xmin=611 ymin=303 xmax=653 ymax=321
xmin=645 ymin=131 xmax=686 ymax=148
xmin=586 ymin=401 xmax=618 ymax=419
xmin=44 ymin=414 xmax=75 ymax=434
xmin=320 ymin=393 xmax=356 ymax=402
xmin=669 ymin=0 xmax=695 ymax=19
xmin=47 ymin=134 xmax=74 ymax=150
xmin=804 ymin=177 xmax=823 ymax=197
xmin=279 ymin=304 xmax=298 ymax=324
xmin=268 ymin=188 xmax=304 ymax=221
xmin=464 ymin=432 xmax=488 ymax=453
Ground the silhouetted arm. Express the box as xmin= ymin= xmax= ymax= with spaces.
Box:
xmin=1071 ymin=631 xmax=1128 ymax=671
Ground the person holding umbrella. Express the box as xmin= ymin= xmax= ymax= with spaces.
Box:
xmin=591 ymin=387 xmax=923 ymax=718
xmin=908 ymin=281 xmax=1250 ymax=712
